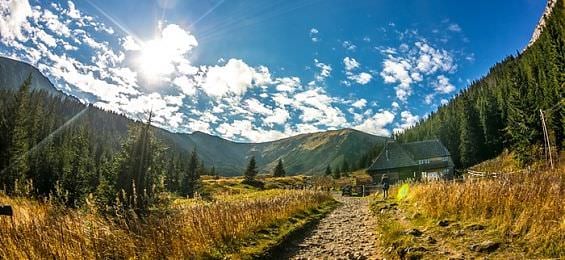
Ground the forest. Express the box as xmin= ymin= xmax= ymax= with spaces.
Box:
xmin=0 ymin=77 xmax=218 ymax=212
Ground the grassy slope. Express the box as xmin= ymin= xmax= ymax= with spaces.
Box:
xmin=369 ymin=158 xmax=564 ymax=259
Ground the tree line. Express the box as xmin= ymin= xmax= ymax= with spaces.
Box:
xmin=0 ymin=78 xmax=214 ymax=213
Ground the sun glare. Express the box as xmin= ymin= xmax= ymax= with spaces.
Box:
xmin=136 ymin=24 xmax=198 ymax=81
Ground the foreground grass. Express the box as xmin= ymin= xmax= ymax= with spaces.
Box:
xmin=370 ymin=167 xmax=564 ymax=259
xmin=0 ymin=189 xmax=334 ymax=259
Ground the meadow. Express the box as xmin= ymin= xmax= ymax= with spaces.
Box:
xmin=0 ymin=187 xmax=335 ymax=259
xmin=370 ymin=156 xmax=564 ymax=258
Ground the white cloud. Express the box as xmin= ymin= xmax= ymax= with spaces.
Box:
xmin=244 ymin=98 xmax=272 ymax=116
xmin=314 ymin=59 xmax=332 ymax=81
xmin=309 ymin=27 xmax=319 ymax=42
xmin=275 ymin=76 xmax=300 ymax=92
xmin=122 ymin=35 xmax=141 ymax=51
xmin=353 ymin=110 xmax=395 ymax=136
xmin=201 ymin=58 xmax=270 ymax=98
xmin=173 ymin=75 xmax=197 ymax=96
xmin=393 ymin=111 xmax=420 ymax=133
xmin=0 ymin=0 xmax=32 ymax=41
xmin=343 ymin=57 xmax=360 ymax=71
xmin=448 ymin=23 xmax=461 ymax=32
xmin=264 ymin=107 xmax=290 ymax=126
xmin=424 ymin=94 xmax=434 ymax=105
xmin=342 ymin=40 xmax=356 ymax=51
xmin=348 ymin=72 xmax=372 ymax=85
xmin=433 ymin=75 xmax=455 ymax=94
xmin=380 ymin=41 xmax=456 ymax=101
xmin=351 ymin=99 xmax=367 ymax=109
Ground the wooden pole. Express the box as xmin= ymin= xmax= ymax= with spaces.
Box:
xmin=539 ymin=109 xmax=554 ymax=169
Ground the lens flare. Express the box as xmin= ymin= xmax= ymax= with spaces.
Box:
xmin=396 ymin=183 xmax=410 ymax=201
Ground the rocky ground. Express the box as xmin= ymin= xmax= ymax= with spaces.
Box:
xmin=284 ymin=195 xmax=381 ymax=260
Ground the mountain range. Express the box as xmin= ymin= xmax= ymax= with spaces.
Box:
xmin=0 ymin=56 xmax=389 ymax=175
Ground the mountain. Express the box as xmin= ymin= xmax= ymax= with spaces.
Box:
xmin=0 ymin=57 xmax=67 ymax=97
xmin=397 ymin=0 xmax=565 ymax=168
xmin=188 ymin=129 xmax=389 ymax=175
xmin=0 ymin=57 xmax=388 ymax=175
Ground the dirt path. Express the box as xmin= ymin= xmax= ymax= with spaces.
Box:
xmin=284 ymin=195 xmax=380 ymax=260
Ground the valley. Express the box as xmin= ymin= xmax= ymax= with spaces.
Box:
xmin=0 ymin=0 xmax=563 ymax=258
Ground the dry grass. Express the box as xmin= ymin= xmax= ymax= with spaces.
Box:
xmin=408 ymin=167 xmax=565 ymax=257
xmin=0 ymin=189 xmax=333 ymax=259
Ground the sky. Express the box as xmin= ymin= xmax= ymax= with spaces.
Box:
xmin=0 ymin=0 xmax=546 ymax=142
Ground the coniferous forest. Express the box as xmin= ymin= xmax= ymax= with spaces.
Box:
xmin=0 ymin=78 xmax=210 ymax=211
xmin=396 ymin=2 xmax=565 ymax=168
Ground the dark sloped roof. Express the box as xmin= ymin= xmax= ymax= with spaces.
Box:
xmin=368 ymin=141 xmax=417 ymax=171
xmin=368 ymin=139 xmax=452 ymax=172
xmin=401 ymin=139 xmax=450 ymax=160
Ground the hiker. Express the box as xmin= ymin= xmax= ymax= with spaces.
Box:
xmin=381 ymin=174 xmax=390 ymax=199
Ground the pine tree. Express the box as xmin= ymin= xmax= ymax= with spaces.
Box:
xmin=113 ymin=112 xmax=163 ymax=214
xmin=244 ymin=156 xmax=258 ymax=182
xmin=332 ymin=165 xmax=340 ymax=179
xmin=325 ymin=165 xmax=331 ymax=176
xmin=182 ymin=149 xmax=200 ymax=198
xmin=4 ymin=76 xmax=32 ymax=193
xmin=458 ymin=97 xmax=484 ymax=167
xmin=273 ymin=159 xmax=286 ymax=177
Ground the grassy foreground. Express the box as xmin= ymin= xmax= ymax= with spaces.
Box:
xmin=0 ymin=189 xmax=335 ymax=259
xmin=370 ymin=167 xmax=564 ymax=259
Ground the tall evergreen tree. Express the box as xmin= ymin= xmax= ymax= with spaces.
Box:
xmin=112 ymin=112 xmax=163 ymax=214
xmin=273 ymin=159 xmax=286 ymax=177
xmin=182 ymin=149 xmax=200 ymax=198
xmin=458 ymin=97 xmax=484 ymax=167
xmin=4 ymin=76 xmax=32 ymax=193
xmin=244 ymin=156 xmax=258 ymax=182
xmin=325 ymin=165 xmax=332 ymax=176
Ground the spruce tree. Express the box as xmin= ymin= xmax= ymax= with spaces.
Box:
xmin=325 ymin=165 xmax=331 ymax=176
xmin=273 ymin=159 xmax=286 ymax=177
xmin=244 ymin=156 xmax=258 ymax=182
xmin=4 ymin=76 xmax=32 ymax=193
xmin=182 ymin=149 xmax=200 ymax=198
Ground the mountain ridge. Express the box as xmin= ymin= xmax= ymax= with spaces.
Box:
xmin=0 ymin=57 xmax=388 ymax=175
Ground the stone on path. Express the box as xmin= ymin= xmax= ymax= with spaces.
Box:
xmin=289 ymin=195 xmax=380 ymax=259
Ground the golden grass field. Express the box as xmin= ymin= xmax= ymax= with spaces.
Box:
xmin=0 ymin=188 xmax=334 ymax=259
xmin=370 ymin=155 xmax=564 ymax=258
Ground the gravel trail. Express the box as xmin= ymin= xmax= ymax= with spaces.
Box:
xmin=285 ymin=195 xmax=380 ymax=260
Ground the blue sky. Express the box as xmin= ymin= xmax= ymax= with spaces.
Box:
xmin=0 ymin=0 xmax=545 ymax=142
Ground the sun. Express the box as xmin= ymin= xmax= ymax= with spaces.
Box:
xmin=137 ymin=39 xmax=176 ymax=80
xmin=135 ymin=24 xmax=198 ymax=81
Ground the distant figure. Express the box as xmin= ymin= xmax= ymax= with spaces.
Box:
xmin=381 ymin=175 xmax=390 ymax=199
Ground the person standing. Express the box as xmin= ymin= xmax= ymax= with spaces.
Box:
xmin=381 ymin=174 xmax=390 ymax=199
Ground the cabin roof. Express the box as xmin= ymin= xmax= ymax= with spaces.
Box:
xmin=367 ymin=139 xmax=451 ymax=172
xmin=368 ymin=141 xmax=417 ymax=171
xmin=401 ymin=139 xmax=451 ymax=160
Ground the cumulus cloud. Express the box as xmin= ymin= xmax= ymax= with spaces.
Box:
xmin=314 ymin=59 xmax=332 ymax=81
xmin=433 ymin=75 xmax=455 ymax=94
xmin=201 ymin=58 xmax=271 ymax=98
xmin=393 ymin=111 xmax=420 ymax=133
xmin=380 ymin=41 xmax=456 ymax=101
xmin=348 ymin=72 xmax=372 ymax=85
xmin=353 ymin=110 xmax=395 ymax=136
xmin=343 ymin=57 xmax=360 ymax=71
xmin=351 ymin=98 xmax=367 ymax=109
xmin=0 ymin=0 xmax=32 ymax=41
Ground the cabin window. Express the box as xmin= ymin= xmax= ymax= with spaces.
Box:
xmin=418 ymin=159 xmax=431 ymax=164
